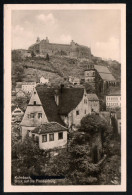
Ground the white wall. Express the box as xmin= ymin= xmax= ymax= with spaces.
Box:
xmin=106 ymin=96 xmax=121 ymax=108
xmin=68 ymin=90 xmax=91 ymax=127
xmin=21 ymin=126 xmax=35 ymax=141
xmin=39 ymin=131 xmax=67 ymax=150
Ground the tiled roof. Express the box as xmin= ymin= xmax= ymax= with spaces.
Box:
xmin=32 ymin=122 xmax=68 ymax=134
xmin=58 ymin=88 xmax=84 ymax=115
xmin=94 ymin=65 xmax=111 ymax=74
xmin=94 ymin=65 xmax=116 ymax=81
xmin=36 ymin=85 xmax=84 ymax=116
xmin=99 ymin=73 xmax=115 ymax=81
xmin=87 ymin=94 xmax=99 ymax=101
xmin=36 ymin=86 xmax=65 ymax=126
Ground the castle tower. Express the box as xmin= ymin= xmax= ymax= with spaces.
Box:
xmin=36 ymin=37 xmax=40 ymax=43
xmin=46 ymin=37 xmax=49 ymax=43
xmin=84 ymin=64 xmax=96 ymax=89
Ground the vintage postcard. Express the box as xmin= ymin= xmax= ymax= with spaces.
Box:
xmin=4 ymin=4 xmax=126 ymax=192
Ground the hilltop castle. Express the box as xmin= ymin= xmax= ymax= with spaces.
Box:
xmin=28 ymin=37 xmax=91 ymax=59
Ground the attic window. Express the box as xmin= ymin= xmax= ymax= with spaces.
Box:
xmin=34 ymin=101 xmax=36 ymax=105
xmin=38 ymin=113 xmax=42 ymax=118
xmin=34 ymin=91 xmax=36 ymax=94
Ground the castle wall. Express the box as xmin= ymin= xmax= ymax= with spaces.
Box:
xmin=29 ymin=39 xmax=91 ymax=59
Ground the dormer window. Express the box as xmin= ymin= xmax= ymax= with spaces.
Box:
xmin=34 ymin=101 xmax=36 ymax=105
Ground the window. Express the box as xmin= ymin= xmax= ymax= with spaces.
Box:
xmin=34 ymin=101 xmax=36 ymax=105
xmin=38 ymin=113 xmax=42 ymax=118
xmin=76 ymin=110 xmax=79 ymax=115
xmin=58 ymin=132 xmax=63 ymax=140
xmin=34 ymin=91 xmax=36 ymax=94
xmin=42 ymin=135 xmax=47 ymax=142
xmin=30 ymin=113 xmax=34 ymax=118
xmin=27 ymin=114 xmax=30 ymax=118
xmin=49 ymin=134 xmax=54 ymax=141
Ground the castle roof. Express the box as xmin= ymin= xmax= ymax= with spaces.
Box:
xmin=32 ymin=122 xmax=68 ymax=134
xmin=94 ymin=65 xmax=116 ymax=81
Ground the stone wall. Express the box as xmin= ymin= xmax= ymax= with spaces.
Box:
xmin=29 ymin=39 xmax=91 ymax=59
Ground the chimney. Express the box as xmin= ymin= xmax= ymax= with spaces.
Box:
xmin=54 ymin=89 xmax=59 ymax=106
xmin=60 ymin=84 xmax=64 ymax=93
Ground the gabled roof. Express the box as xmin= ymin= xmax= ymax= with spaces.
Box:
xmin=36 ymin=86 xmax=65 ymax=126
xmin=94 ymin=65 xmax=116 ymax=81
xmin=36 ymin=86 xmax=84 ymax=117
xmin=32 ymin=122 xmax=68 ymax=134
xmin=99 ymin=73 xmax=116 ymax=81
xmin=87 ymin=94 xmax=99 ymax=101
xmin=94 ymin=65 xmax=111 ymax=74
xmin=58 ymin=88 xmax=84 ymax=115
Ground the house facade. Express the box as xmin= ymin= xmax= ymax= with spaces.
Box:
xmin=16 ymin=90 xmax=26 ymax=98
xmin=84 ymin=65 xmax=116 ymax=94
xmin=30 ymin=122 xmax=68 ymax=150
xmin=69 ymin=76 xmax=80 ymax=85
xmin=87 ymin=94 xmax=100 ymax=113
xmin=21 ymin=82 xmax=36 ymax=94
xmin=12 ymin=106 xmax=24 ymax=122
xmin=40 ymin=76 xmax=49 ymax=84
xmin=106 ymin=94 xmax=121 ymax=109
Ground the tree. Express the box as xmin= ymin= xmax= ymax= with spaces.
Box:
xmin=31 ymin=51 xmax=35 ymax=58
xmin=45 ymin=53 xmax=49 ymax=61
xmin=84 ymin=82 xmax=95 ymax=93
xmin=80 ymin=113 xmax=108 ymax=135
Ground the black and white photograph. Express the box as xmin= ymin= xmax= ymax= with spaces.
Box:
xmin=4 ymin=4 xmax=126 ymax=192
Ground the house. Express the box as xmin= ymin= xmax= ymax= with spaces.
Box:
xmin=87 ymin=94 xmax=100 ymax=113
xmin=116 ymin=111 xmax=121 ymax=135
xmin=16 ymin=90 xmax=26 ymax=98
xmin=69 ymin=76 xmax=80 ymax=85
xmin=21 ymin=82 xmax=36 ymax=94
xmin=30 ymin=122 xmax=68 ymax=150
xmin=12 ymin=106 xmax=24 ymax=122
xmin=20 ymin=85 xmax=91 ymax=140
xmin=40 ymin=76 xmax=49 ymax=84
xmin=15 ymin=82 xmax=22 ymax=93
xmin=106 ymin=94 xmax=121 ymax=110
xmin=84 ymin=64 xmax=116 ymax=94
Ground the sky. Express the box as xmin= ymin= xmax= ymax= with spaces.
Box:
xmin=12 ymin=10 xmax=121 ymax=61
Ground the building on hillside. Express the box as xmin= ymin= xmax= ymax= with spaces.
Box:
xmin=69 ymin=76 xmax=80 ymax=85
xmin=15 ymin=82 xmax=22 ymax=93
xmin=29 ymin=122 xmax=68 ymax=150
xmin=87 ymin=94 xmax=100 ymax=113
xmin=28 ymin=37 xmax=91 ymax=59
xmin=16 ymin=90 xmax=26 ymax=98
xmin=40 ymin=76 xmax=49 ymax=84
xmin=84 ymin=64 xmax=96 ymax=89
xmin=106 ymin=94 xmax=121 ymax=110
xmin=12 ymin=106 xmax=24 ymax=122
xmin=20 ymin=85 xmax=91 ymax=140
xmin=84 ymin=65 xmax=116 ymax=94
xmin=21 ymin=82 xmax=36 ymax=94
